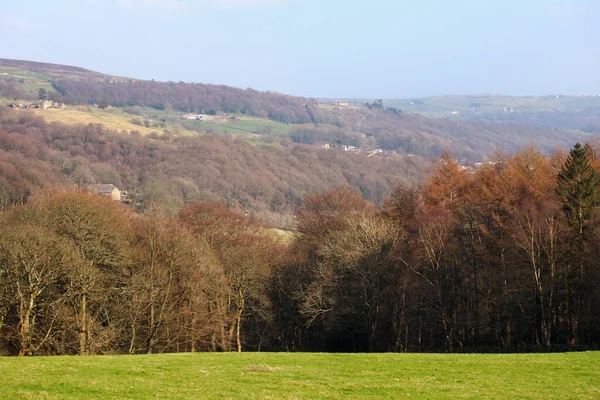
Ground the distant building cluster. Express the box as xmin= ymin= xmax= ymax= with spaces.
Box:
xmin=93 ymin=103 xmax=112 ymax=110
xmin=6 ymin=101 xmax=65 ymax=110
xmin=182 ymin=114 xmax=214 ymax=121
xmin=320 ymin=143 xmax=393 ymax=158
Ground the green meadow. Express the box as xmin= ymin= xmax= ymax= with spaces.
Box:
xmin=0 ymin=66 xmax=54 ymax=93
xmin=0 ymin=352 xmax=598 ymax=399
xmin=183 ymin=116 xmax=293 ymax=136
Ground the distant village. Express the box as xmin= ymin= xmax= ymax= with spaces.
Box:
xmin=6 ymin=101 xmax=65 ymax=110
xmin=320 ymin=143 xmax=394 ymax=158
xmin=319 ymin=142 xmax=496 ymax=173
xmin=181 ymin=114 xmax=215 ymax=121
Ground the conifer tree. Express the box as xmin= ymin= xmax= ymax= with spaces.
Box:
xmin=556 ymin=143 xmax=600 ymax=236
xmin=556 ymin=142 xmax=600 ymax=343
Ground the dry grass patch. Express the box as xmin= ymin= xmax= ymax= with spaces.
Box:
xmin=30 ymin=107 xmax=195 ymax=136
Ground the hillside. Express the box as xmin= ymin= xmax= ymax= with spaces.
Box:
xmin=0 ymin=107 xmax=429 ymax=226
xmin=379 ymin=94 xmax=600 ymax=133
xmin=0 ymin=58 xmax=96 ymax=74
xmin=0 ymin=58 xmax=592 ymax=162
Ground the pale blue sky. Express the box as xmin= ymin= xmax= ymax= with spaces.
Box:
xmin=1 ymin=0 xmax=598 ymax=98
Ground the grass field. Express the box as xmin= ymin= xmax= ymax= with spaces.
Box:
xmin=0 ymin=66 xmax=53 ymax=83
xmin=28 ymin=106 xmax=292 ymax=140
xmin=183 ymin=116 xmax=293 ymax=136
xmin=0 ymin=352 xmax=598 ymax=399
xmin=0 ymin=66 xmax=55 ymax=94
xmin=30 ymin=107 xmax=197 ymax=136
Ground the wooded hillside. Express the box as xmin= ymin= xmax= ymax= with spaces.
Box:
xmin=0 ymin=107 xmax=428 ymax=224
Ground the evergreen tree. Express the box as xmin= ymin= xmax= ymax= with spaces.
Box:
xmin=556 ymin=143 xmax=600 ymax=235
xmin=556 ymin=142 xmax=600 ymax=344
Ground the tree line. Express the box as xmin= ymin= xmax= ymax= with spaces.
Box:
xmin=50 ymin=78 xmax=318 ymax=125
xmin=0 ymin=194 xmax=283 ymax=355
xmin=1 ymin=143 xmax=600 ymax=355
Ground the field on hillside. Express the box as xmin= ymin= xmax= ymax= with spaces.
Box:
xmin=28 ymin=105 xmax=294 ymax=140
xmin=382 ymin=95 xmax=600 ymax=119
xmin=30 ymin=107 xmax=197 ymax=136
xmin=182 ymin=116 xmax=293 ymax=136
xmin=0 ymin=66 xmax=55 ymax=95
xmin=1 ymin=352 xmax=598 ymax=399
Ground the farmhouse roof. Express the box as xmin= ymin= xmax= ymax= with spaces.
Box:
xmin=87 ymin=184 xmax=119 ymax=194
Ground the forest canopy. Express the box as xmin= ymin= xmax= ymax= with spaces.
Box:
xmin=1 ymin=140 xmax=600 ymax=355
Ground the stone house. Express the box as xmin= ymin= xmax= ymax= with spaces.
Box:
xmin=87 ymin=184 xmax=121 ymax=201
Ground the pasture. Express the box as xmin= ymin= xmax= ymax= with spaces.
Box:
xmin=30 ymin=107 xmax=196 ymax=136
xmin=0 ymin=352 xmax=598 ymax=399
xmin=183 ymin=116 xmax=293 ymax=136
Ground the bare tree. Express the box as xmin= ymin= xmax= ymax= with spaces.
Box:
xmin=0 ymin=225 xmax=79 ymax=355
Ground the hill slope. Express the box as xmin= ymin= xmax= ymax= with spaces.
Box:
xmin=0 ymin=107 xmax=429 ymax=225
xmin=0 ymin=58 xmax=592 ymax=161
xmin=380 ymin=94 xmax=600 ymax=133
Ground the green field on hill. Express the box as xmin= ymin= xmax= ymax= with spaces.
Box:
xmin=182 ymin=116 xmax=293 ymax=136
xmin=25 ymin=104 xmax=292 ymax=140
xmin=0 ymin=352 xmax=598 ymax=399
xmin=0 ymin=66 xmax=55 ymax=94
xmin=382 ymin=94 xmax=600 ymax=119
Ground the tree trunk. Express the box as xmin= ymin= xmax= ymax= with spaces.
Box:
xmin=211 ymin=331 xmax=217 ymax=352
xmin=79 ymin=293 xmax=88 ymax=355
xmin=228 ymin=321 xmax=235 ymax=351
xmin=190 ymin=315 xmax=197 ymax=352
xmin=235 ymin=289 xmax=244 ymax=352
xmin=235 ymin=310 xmax=243 ymax=352
xmin=128 ymin=317 xmax=136 ymax=355
xmin=18 ymin=291 xmax=36 ymax=356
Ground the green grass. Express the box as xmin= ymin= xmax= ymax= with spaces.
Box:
xmin=0 ymin=66 xmax=53 ymax=82
xmin=0 ymin=352 xmax=598 ymax=399
xmin=0 ymin=66 xmax=55 ymax=94
xmin=232 ymin=117 xmax=293 ymax=135
xmin=24 ymin=102 xmax=292 ymax=141
xmin=184 ymin=116 xmax=293 ymax=136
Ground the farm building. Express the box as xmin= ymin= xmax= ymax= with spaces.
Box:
xmin=87 ymin=184 xmax=122 ymax=201
xmin=182 ymin=114 xmax=215 ymax=121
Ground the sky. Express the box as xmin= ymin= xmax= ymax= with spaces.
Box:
xmin=1 ymin=0 xmax=599 ymax=98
